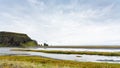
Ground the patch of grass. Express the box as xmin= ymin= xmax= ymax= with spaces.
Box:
xmin=21 ymin=41 xmax=37 ymax=47
xmin=0 ymin=60 xmax=42 ymax=68
xmin=0 ymin=56 xmax=120 ymax=68
xmin=12 ymin=49 xmax=120 ymax=56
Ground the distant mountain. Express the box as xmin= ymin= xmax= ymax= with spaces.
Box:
xmin=0 ymin=31 xmax=38 ymax=47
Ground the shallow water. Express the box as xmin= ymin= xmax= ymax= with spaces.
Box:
xmin=34 ymin=48 xmax=120 ymax=52
xmin=0 ymin=47 xmax=120 ymax=63
xmin=0 ymin=47 xmax=29 ymax=55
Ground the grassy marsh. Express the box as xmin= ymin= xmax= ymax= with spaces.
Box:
xmin=12 ymin=49 xmax=120 ymax=56
xmin=0 ymin=56 xmax=120 ymax=68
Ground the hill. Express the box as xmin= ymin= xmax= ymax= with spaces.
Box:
xmin=0 ymin=31 xmax=38 ymax=47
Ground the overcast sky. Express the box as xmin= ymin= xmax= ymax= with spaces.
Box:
xmin=0 ymin=0 xmax=120 ymax=45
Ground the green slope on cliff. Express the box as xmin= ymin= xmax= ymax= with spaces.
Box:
xmin=0 ymin=31 xmax=38 ymax=47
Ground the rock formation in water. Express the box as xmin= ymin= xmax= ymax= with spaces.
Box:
xmin=0 ymin=31 xmax=38 ymax=47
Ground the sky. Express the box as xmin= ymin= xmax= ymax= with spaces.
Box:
xmin=0 ymin=0 xmax=120 ymax=45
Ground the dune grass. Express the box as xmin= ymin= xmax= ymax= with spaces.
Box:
xmin=12 ymin=49 xmax=120 ymax=56
xmin=0 ymin=56 xmax=120 ymax=68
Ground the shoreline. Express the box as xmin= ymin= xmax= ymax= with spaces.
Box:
xmin=38 ymin=46 xmax=120 ymax=49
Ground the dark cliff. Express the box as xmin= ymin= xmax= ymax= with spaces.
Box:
xmin=0 ymin=31 xmax=38 ymax=47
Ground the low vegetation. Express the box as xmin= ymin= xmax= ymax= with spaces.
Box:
xmin=0 ymin=56 xmax=120 ymax=68
xmin=12 ymin=49 xmax=120 ymax=56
